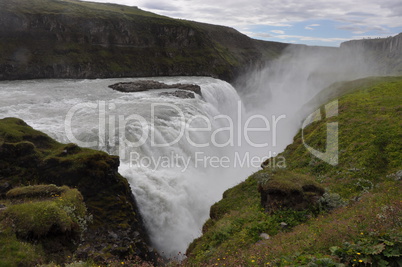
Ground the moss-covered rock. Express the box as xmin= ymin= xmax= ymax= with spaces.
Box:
xmin=257 ymin=169 xmax=325 ymax=213
xmin=0 ymin=118 xmax=155 ymax=264
xmin=6 ymin=184 xmax=66 ymax=199
xmin=0 ymin=184 xmax=87 ymax=265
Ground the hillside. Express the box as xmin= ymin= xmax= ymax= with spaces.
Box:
xmin=0 ymin=0 xmax=288 ymax=82
xmin=186 ymin=76 xmax=402 ymax=266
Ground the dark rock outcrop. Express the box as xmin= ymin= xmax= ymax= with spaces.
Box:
xmin=257 ymin=169 xmax=325 ymax=213
xmin=0 ymin=117 xmax=156 ymax=264
xmin=160 ymin=90 xmax=195 ymax=99
xmin=109 ymin=80 xmax=201 ymax=95
xmin=0 ymin=0 xmax=288 ymax=83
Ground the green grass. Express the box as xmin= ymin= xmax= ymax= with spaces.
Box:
xmin=0 ymin=117 xmax=59 ymax=150
xmin=6 ymin=184 xmax=67 ymax=199
xmin=185 ymin=76 xmax=402 ymax=266
xmin=0 ymin=227 xmax=45 ymax=267
xmin=186 ymin=171 xmax=321 ymax=264
xmin=0 ymin=0 xmax=167 ymax=19
xmin=283 ymin=76 xmax=402 ymax=197
xmin=257 ymin=168 xmax=322 ymax=193
xmin=6 ymin=194 xmax=80 ymax=238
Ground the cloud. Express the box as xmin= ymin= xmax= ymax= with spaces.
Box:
xmin=338 ymin=25 xmax=391 ymax=34
xmin=346 ymin=12 xmax=376 ymax=17
xmin=247 ymin=32 xmax=273 ymax=38
xmin=273 ymin=34 xmax=351 ymax=43
xmin=128 ymin=0 xmax=402 ymax=29
xmin=142 ymin=1 xmax=179 ymax=11
xmin=80 ymin=0 xmax=402 ymax=45
xmin=271 ymin=30 xmax=285 ymax=34
xmin=305 ymin=24 xmax=320 ymax=30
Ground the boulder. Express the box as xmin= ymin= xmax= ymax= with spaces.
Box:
xmin=257 ymin=169 xmax=325 ymax=213
xmin=109 ymin=80 xmax=202 ymax=96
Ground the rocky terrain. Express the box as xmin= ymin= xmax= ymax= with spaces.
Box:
xmin=0 ymin=118 xmax=157 ymax=265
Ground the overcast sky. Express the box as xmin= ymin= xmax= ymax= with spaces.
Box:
xmin=80 ymin=0 xmax=402 ymax=46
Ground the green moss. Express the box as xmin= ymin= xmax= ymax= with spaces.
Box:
xmin=0 ymin=185 xmax=88 ymax=266
xmin=258 ymin=169 xmax=322 ymax=192
xmin=4 ymin=186 xmax=86 ymax=238
xmin=0 ymin=117 xmax=58 ymax=150
xmin=6 ymin=184 xmax=67 ymax=199
xmin=7 ymin=201 xmax=74 ymax=237
xmin=0 ymin=227 xmax=45 ymax=267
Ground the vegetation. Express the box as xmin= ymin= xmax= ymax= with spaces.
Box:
xmin=185 ymin=76 xmax=402 ymax=266
xmin=0 ymin=0 xmax=167 ymax=19
xmin=0 ymin=184 xmax=88 ymax=266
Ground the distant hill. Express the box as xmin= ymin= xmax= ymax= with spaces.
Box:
xmin=0 ymin=0 xmax=288 ymax=82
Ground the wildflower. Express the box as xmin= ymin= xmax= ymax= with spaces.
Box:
xmin=357 ymin=252 xmax=361 ymax=255
xmin=360 ymin=232 xmax=364 ymax=235
xmin=359 ymin=260 xmax=363 ymax=262
xmin=251 ymin=260 xmax=255 ymax=263
xmin=121 ymin=262 xmax=124 ymax=265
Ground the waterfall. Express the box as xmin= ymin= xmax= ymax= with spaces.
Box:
xmin=0 ymin=77 xmax=257 ymax=258
xmin=0 ymin=44 xmax=380 ymax=259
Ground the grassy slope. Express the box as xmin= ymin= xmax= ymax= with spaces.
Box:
xmin=0 ymin=0 xmax=166 ymax=18
xmin=185 ymin=76 xmax=402 ymax=266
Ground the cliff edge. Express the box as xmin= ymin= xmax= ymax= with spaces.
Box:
xmin=0 ymin=0 xmax=288 ymax=82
